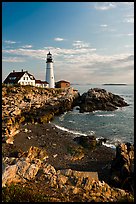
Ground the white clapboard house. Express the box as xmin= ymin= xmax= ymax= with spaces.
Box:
xmin=3 ymin=69 xmax=49 ymax=88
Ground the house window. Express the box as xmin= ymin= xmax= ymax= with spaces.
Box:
xmin=9 ymin=77 xmax=16 ymax=80
xmin=23 ymin=77 xmax=25 ymax=80
xmin=22 ymin=82 xmax=24 ymax=85
xmin=26 ymin=77 xmax=28 ymax=80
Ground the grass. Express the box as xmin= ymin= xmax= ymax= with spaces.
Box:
xmin=2 ymin=183 xmax=53 ymax=202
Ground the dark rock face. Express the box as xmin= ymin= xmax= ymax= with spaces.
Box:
xmin=110 ymin=143 xmax=134 ymax=193
xmin=73 ymin=135 xmax=97 ymax=149
xmin=79 ymin=88 xmax=129 ymax=113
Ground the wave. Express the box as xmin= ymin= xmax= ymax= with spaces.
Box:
xmin=95 ymin=114 xmax=115 ymax=117
xmin=102 ymin=143 xmax=116 ymax=149
xmin=54 ymin=124 xmax=87 ymax=136
xmin=68 ymin=120 xmax=76 ymax=123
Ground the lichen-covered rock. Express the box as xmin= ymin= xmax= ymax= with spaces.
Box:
xmin=26 ymin=146 xmax=48 ymax=161
xmin=2 ymin=146 xmax=48 ymax=187
xmin=2 ymin=85 xmax=79 ymax=142
xmin=65 ymin=145 xmax=84 ymax=161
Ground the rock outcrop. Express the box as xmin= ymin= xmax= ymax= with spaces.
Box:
xmin=74 ymin=135 xmax=97 ymax=149
xmin=2 ymin=85 xmax=79 ymax=143
xmin=110 ymin=143 xmax=134 ymax=193
xmin=2 ymin=146 xmax=48 ymax=186
xmin=79 ymin=88 xmax=129 ymax=113
xmin=2 ymin=146 xmax=133 ymax=202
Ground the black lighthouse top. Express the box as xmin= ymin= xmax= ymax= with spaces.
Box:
xmin=46 ymin=51 xmax=53 ymax=63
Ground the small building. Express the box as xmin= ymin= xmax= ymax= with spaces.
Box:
xmin=35 ymin=80 xmax=49 ymax=88
xmin=55 ymin=80 xmax=70 ymax=88
xmin=3 ymin=69 xmax=35 ymax=86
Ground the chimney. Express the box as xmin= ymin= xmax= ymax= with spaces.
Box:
xmin=21 ymin=69 xmax=23 ymax=72
xmin=13 ymin=70 xmax=15 ymax=73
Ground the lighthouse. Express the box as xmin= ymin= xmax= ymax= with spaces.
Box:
xmin=46 ymin=52 xmax=55 ymax=88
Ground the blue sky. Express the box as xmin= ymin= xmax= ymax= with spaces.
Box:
xmin=2 ymin=2 xmax=134 ymax=84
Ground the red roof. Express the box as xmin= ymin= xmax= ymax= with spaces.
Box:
xmin=56 ymin=80 xmax=70 ymax=84
xmin=3 ymin=71 xmax=35 ymax=84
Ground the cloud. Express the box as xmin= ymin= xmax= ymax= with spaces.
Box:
xmin=2 ymin=44 xmax=134 ymax=84
xmin=100 ymin=24 xmax=108 ymax=27
xmin=127 ymin=33 xmax=134 ymax=36
xmin=124 ymin=44 xmax=134 ymax=48
xmin=115 ymin=33 xmax=134 ymax=37
xmin=124 ymin=17 xmax=134 ymax=23
xmin=72 ymin=41 xmax=90 ymax=49
xmin=3 ymin=40 xmax=17 ymax=44
xmin=54 ymin=37 xmax=65 ymax=41
xmin=100 ymin=26 xmax=116 ymax=32
xmin=21 ymin=45 xmax=33 ymax=48
xmin=119 ymin=2 xmax=134 ymax=7
xmin=2 ymin=57 xmax=25 ymax=62
xmin=94 ymin=2 xmax=116 ymax=10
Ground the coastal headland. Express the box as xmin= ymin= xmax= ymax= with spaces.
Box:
xmin=2 ymin=84 xmax=134 ymax=202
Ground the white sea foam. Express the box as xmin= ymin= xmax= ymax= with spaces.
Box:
xmin=59 ymin=112 xmax=67 ymax=121
xmin=54 ymin=124 xmax=87 ymax=136
xmin=102 ymin=143 xmax=116 ymax=149
xmin=95 ymin=114 xmax=115 ymax=117
xmin=68 ymin=120 xmax=76 ymax=123
xmin=96 ymin=137 xmax=116 ymax=149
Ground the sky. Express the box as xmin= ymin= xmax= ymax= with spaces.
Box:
xmin=2 ymin=2 xmax=134 ymax=84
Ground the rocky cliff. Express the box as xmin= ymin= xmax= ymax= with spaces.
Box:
xmin=2 ymin=84 xmax=79 ymax=144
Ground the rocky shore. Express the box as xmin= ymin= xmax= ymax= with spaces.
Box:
xmin=2 ymin=84 xmax=134 ymax=202
xmin=2 ymin=84 xmax=79 ymax=144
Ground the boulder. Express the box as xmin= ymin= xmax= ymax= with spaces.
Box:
xmin=73 ymin=135 xmax=97 ymax=149
xmin=79 ymin=88 xmax=129 ymax=112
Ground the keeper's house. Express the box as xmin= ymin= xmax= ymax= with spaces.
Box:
xmin=3 ymin=69 xmax=49 ymax=88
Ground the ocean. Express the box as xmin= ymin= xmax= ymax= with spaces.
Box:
xmin=52 ymin=84 xmax=134 ymax=148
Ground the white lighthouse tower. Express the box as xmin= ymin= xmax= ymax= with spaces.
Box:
xmin=46 ymin=52 xmax=55 ymax=88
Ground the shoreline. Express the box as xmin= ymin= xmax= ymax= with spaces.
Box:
xmin=52 ymin=122 xmax=117 ymax=149
xmin=3 ymin=122 xmax=116 ymax=185
xmin=2 ymin=85 xmax=134 ymax=201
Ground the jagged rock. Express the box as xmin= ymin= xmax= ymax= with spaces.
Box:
xmin=2 ymin=146 xmax=48 ymax=187
xmin=2 ymin=146 xmax=133 ymax=202
xmin=57 ymin=169 xmax=99 ymax=185
xmin=57 ymin=174 xmax=68 ymax=186
xmin=79 ymin=88 xmax=129 ymax=113
xmin=42 ymin=163 xmax=56 ymax=175
xmin=110 ymin=143 xmax=134 ymax=192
